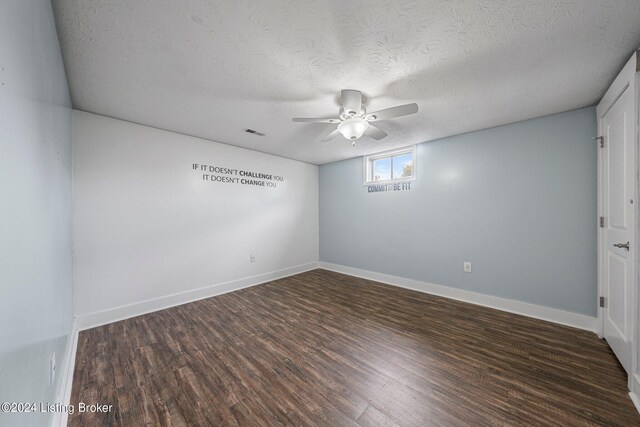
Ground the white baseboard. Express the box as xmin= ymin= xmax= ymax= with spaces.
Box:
xmin=52 ymin=317 xmax=79 ymax=427
xmin=631 ymin=373 xmax=640 ymax=415
xmin=319 ymin=262 xmax=598 ymax=332
xmin=76 ymin=262 xmax=319 ymax=331
xmin=630 ymin=392 xmax=640 ymax=415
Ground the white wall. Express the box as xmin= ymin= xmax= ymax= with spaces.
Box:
xmin=0 ymin=1 xmax=73 ymax=426
xmin=73 ymin=111 xmax=318 ymax=328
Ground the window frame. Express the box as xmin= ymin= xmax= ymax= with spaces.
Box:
xmin=363 ymin=145 xmax=416 ymax=185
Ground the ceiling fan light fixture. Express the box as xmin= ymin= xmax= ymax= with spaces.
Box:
xmin=338 ymin=118 xmax=369 ymax=140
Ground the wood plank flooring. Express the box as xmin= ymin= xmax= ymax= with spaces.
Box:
xmin=69 ymin=269 xmax=640 ymax=426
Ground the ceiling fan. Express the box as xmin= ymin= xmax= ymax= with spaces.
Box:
xmin=292 ymin=90 xmax=419 ymax=145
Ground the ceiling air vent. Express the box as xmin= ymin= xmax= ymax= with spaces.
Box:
xmin=244 ymin=128 xmax=265 ymax=136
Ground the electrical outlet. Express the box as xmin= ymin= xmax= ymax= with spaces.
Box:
xmin=49 ymin=352 xmax=56 ymax=387
xmin=463 ymin=261 xmax=472 ymax=273
xmin=250 ymin=254 xmax=256 ymax=263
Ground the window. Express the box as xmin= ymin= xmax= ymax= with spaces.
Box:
xmin=364 ymin=146 xmax=415 ymax=184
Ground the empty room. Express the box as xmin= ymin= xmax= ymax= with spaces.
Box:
xmin=3 ymin=1 xmax=640 ymax=426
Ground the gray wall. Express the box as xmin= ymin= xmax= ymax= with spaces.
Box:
xmin=320 ymin=107 xmax=597 ymax=316
xmin=0 ymin=1 xmax=73 ymax=426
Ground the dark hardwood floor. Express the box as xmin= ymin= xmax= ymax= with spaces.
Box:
xmin=69 ymin=269 xmax=640 ymax=426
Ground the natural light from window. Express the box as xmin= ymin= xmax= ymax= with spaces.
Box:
xmin=364 ymin=146 xmax=416 ymax=184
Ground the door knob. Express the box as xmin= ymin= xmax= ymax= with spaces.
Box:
xmin=613 ymin=241 xmax=630 ymax=251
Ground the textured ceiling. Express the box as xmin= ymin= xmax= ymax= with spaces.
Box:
xmin=52 ymin=0 xmax=640 ymax=164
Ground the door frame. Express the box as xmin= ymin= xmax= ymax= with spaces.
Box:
xmin=633 ymin=51 xmax=640 ymax=409
xmin=596 ymin=50 xmax=640 ymax=400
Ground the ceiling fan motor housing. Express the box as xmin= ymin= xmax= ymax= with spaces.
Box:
xmin=339 ymin=107 xmax=365 ymax=120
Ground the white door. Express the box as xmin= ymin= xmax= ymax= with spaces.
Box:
xmin=599 ymin=79 xmax=636 ymax=374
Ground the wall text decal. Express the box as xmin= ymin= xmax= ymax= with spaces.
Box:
xmin=192 ymin=163 xmax=284 ymax=188
xmin=367 ymin=182 xmax=411 ymax=193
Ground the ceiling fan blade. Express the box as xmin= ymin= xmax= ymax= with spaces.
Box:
xmin=321 ymin=128 xmax=340 ymax=142
xmin=365 ymin=103 xmax=418 ymax=121
xmin=364 ymin=124 xmax=387 ymax=140
xmin=292 ymin=117 xmax=340 ymax=123
xmin=341 ymin=89 xmax=362 ymax=114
